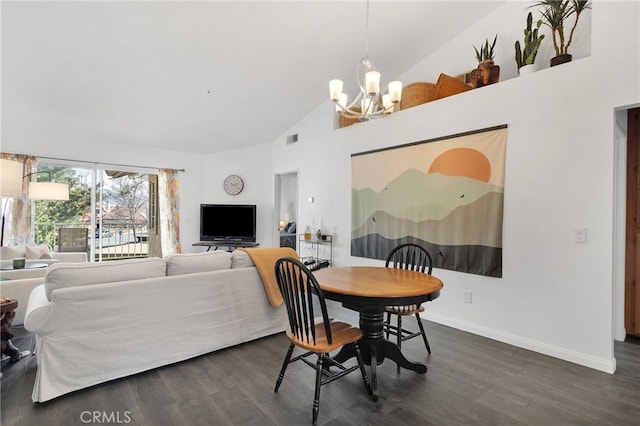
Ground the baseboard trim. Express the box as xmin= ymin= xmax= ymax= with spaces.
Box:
xmin=426 ymin=312 xmax=616 ymax=374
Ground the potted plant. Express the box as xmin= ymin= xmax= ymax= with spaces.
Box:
xmin=515 ymin=12 xmax=545 ymax=75
xmin=530 ymin=0 xmax=591 ymax=66
xmin=470 ymin=35 xmax=500 ymax=88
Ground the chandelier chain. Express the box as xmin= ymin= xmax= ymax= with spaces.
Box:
xmin=364 ymin=0 xmax=370 ymax=58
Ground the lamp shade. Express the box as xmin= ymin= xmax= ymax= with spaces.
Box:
xmin=28 ymin=182 xmax=69 ymax=201
xmin=0 ymin=158 xmax=23 ymax=197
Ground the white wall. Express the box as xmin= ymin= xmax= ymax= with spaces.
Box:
xmin=265 ymin=1 xmax=640 ymax=373
xmin=198 ymin=143 xmax=275 ymax=251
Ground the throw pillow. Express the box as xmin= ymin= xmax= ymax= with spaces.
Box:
xmin=165 ymin=250 xmax=232 ymax=276
xmin=231 ymin=249 xmax=255 ymax=269
xmin=25 ymin=244 xmax=52 ymax=260
xmin=0 ymin=245 xmax=25 ymax=260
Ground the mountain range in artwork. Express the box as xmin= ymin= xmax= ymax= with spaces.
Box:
xmin=351 ymin=128 xmax=507 ymax=278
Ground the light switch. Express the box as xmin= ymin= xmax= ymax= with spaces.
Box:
xmin=574 ymin=228 xmax=587 ymax=243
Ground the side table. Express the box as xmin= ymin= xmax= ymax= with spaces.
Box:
xmin=0 ymin=262 xmax=49 ymax=271
xmin=1 ymin=298 xmax=30 ymax=365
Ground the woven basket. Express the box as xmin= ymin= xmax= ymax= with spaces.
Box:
xmin=433 ymin=73 xmax=473 ymax=99
xmin=399 ymin=82 xmax=436 ymax=110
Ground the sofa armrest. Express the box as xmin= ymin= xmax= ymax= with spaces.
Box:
xmin=1 ymin=278 xmax=46 ymax=325
xmin=24 ymin=284 xmax=52 ymax=334
xmin=52 ymin=252 xmax=88 ymax=262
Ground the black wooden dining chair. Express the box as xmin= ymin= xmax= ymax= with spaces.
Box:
xmin=274 ymin=257 xmax=372 ymax=425
xmin=384 ymin=243 xmax=434 ymax=372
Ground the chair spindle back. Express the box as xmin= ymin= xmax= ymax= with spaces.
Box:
xmin=275 ymin=257 xmax=332 ymax=345
xmin=385 ymin=243 xmax=433 ymax=275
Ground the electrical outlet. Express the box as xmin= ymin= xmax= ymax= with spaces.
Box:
xmin=464 ymin=290 xmax=472 ymax=304
xmin=574 ymin=227 xmax=587 ymax=243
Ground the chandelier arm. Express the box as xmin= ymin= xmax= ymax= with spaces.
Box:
xmin=334 ymin=100 xmax=394 ymax=119
xmin=334 ymin=107 xmax=365 ymax=119
xmin=345 ymin=90 xmax=365 ymax=111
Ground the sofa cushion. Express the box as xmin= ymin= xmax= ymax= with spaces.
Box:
xmin=44 ymin=257 xmax=166 ymax=301
xmin=165 ymin=250 xmax=232 ymax=276
xmin=26 ymin=243 xmax=53 ymax=260
xmin=231 ymin=249 xmax=255 ymax=268
xmin=0 ymin=245 xmax=25 ymax=260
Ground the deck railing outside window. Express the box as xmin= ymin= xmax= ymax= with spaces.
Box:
xmin=37 ymin=221 xmax=148 ymax=261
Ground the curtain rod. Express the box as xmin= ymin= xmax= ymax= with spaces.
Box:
xmin=35 ymin=155 xmax=186 ymax=173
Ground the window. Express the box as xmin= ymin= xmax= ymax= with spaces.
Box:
xmin=34 ymin=163 xmax=156 ymax=261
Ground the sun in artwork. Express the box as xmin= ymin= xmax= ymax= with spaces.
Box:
xmin=428 ymin=147 xmax=491 ymax=182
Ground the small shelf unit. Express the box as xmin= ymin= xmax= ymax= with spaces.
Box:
xmin=298 ymin=234 xmax=333 ymax=271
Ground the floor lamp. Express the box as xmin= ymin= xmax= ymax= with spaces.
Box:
xmin=0 ymin=161 xmax=70 ymax=246
xmin=0 ymin=159 xmax=23 ymax=247
xmin=23 ymin=171 xmax=70 ymax=248
xmin=24 ymin=172 xmax=70 ymax=201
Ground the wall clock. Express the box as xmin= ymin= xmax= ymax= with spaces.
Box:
xmin=223 ymin=174 xmax=244 ymax=195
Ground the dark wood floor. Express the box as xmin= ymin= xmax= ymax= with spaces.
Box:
xmin=2 ymin=320 xmax=639 ymax=426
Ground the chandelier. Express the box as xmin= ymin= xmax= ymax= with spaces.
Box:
xmin=329 ymin=0 xmax=402 ymax=121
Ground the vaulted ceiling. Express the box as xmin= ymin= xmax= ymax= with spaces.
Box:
xmin=2 ymin=1 xmax=504 ymax=154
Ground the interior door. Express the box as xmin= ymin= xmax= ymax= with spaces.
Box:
xmin=275 ymin=172 xmax=298 ymax=249
xmin=625 ymin=107 xmax=640 ymax=337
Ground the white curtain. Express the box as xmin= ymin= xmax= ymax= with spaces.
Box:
xmin=158 ymin=168 xmax=181 ymax=256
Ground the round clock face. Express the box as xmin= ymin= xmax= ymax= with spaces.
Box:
xmin=223 ymin=174 xmax=244 ymax=195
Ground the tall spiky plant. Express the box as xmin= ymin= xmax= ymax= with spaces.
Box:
xmin=515 ymin=12 xmax=545 ymax=69
xmin=473 ymin=34 xmax=498 ymax=62
xmin=531 ymin=0 xmax=591 ymax=56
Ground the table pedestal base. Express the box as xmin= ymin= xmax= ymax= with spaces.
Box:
xmin=332 ymin=310 xmax=427 ymax=401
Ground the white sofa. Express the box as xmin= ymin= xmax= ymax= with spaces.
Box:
xmin=24 ymin=250 xmax=287 ymax=402
xmin=0 ymin=243 xmax=88 ymax=267
xmin=1 ymin=245 xmax=88 ymax=325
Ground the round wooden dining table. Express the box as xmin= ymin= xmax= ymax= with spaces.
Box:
xmin=313 ymin=266 xmax=443 ymax=401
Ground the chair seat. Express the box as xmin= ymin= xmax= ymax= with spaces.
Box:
xmin=385 ymin=304 xmax=425 ymax=316
xmin=287 ymin=319 xmax=362 ymax=353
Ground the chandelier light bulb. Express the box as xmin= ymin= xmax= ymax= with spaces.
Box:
xmin=388 ymin=81 xmax=403 ymax=103
xmin=338 ymin=93 xmax=348 ymax=111
xmin=382 ymin=94 xmax=393 ymax=112
xmin=365 ymin=71 xmax=380 ymax=95
xmin=362 ymin=98 xmax=377 ymax=115
xmin=329 ymin=79 xmax=344 ymax=102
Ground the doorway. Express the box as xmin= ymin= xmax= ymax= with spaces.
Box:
xmin=275 ymin=172 xmax=298 ymax=250
xmin=624 ymin=107 xmax=640 ymax=338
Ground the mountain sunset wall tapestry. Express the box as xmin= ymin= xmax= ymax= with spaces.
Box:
xmin=351 ymin=125 xmax=507 ymax=277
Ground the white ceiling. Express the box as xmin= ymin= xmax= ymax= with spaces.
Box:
xmin=2 ymin=1 xmax=504 ymax=154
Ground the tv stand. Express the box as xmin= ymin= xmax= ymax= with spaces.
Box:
xmin=192 ymin=241 xmax=259 ymax=252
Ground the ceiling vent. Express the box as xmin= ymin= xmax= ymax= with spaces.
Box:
xmin=286 ymin=134 xmax=298 ymax=144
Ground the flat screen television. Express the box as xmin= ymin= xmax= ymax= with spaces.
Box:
xmin=199 ymin=204 xmax=257 ymax=242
